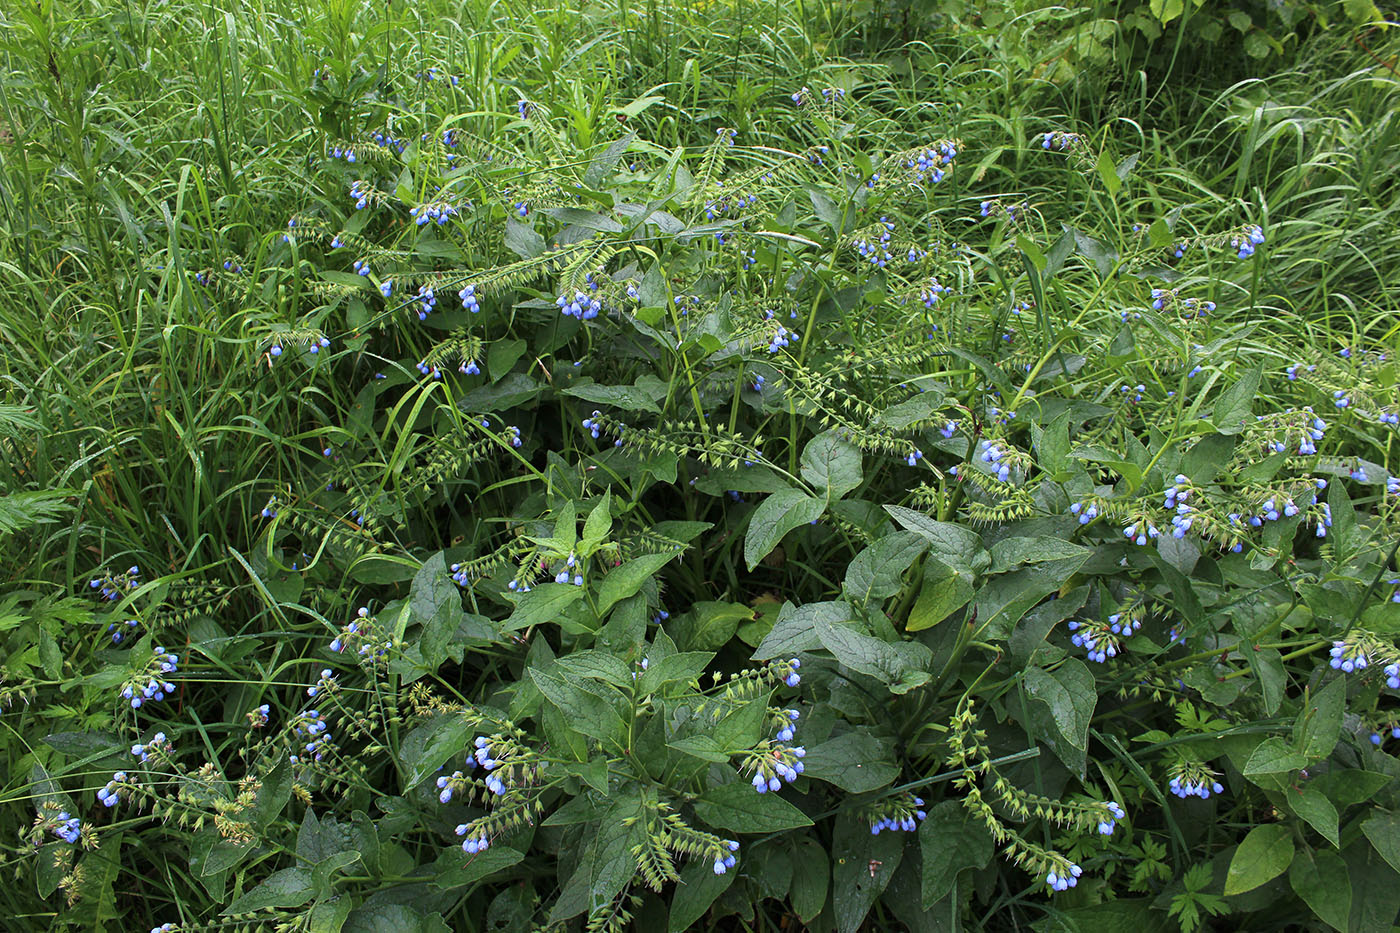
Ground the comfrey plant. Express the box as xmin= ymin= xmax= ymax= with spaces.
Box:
xmin=16 ymin=65 xmax=1400 ymax=933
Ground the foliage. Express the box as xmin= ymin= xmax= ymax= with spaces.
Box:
xmin=3 ymin=0 xmax=1400 ymax=931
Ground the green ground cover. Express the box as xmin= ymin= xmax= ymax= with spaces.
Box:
xmin=3 ymin=0 xmax=1400 ymax=929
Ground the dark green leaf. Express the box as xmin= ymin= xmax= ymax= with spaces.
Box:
xmin=745 ymin=490 xmax=825 ymax=569
xmin=884 ymin=506 xmax=989 ymax=574
xmin=1362 ymin=810 xmax=1400 ymax=874
xmin=1289 ymin=847 xmax=1350 ymax=931
xmin=803 ymin=733 xmax=899 ymax=792
xmin=753 ymin=601 xmax=851 ymax=659
xmin=504 ymin=217 xmax=545 ymax=259
xmin=1243 ymin=736 xmax=1307 ymax=776
xmin=920 ymin=800 xmax=993 ymax=907
xmin=637 ymin=651 xmax=713 ymax=695
xmin=694 ymin=781 xmax=814 ymax=833
xmin=989 ymin=536 xmax=1091 ymax=573
xmin=1224 ymin=823 xmax=1293 ymax=895
xmin=562 ymin=381 xmax=663 ymax=414
xmin=1293 ymin=676 xmax=1345 ymax=761
xmin=906 ymin=558 xmax=973 ymax=632
xmin=502 ymin=582 xmax=587 ymax=631
xmin=597 ymin=552 xmax=679 ymax=614
xmin=814 ymin=616 xmax=929 ymax=690
xmin=529 ymin=670 xmax=625 ymax=747
xmin=832 ymin=812 xmax=905 ymax=933
xmin=668 ymin=859 xmax=735 ymax=932
xmin=223 ymin=867 xmax=315 ymax=915
xmin=843 ymin=532 xmax=927 ymax=607
xmin=790 ymin=836 xmax=829 ymax=922
xmin=801 ymin=432 xmax=863 ymax=499
xmin=1023 ymin=660 xmax=1095 ymax=774
xmin=1211 ymin=364 xmax=1263 ymax=434
xmin=400 ymin=712 xmax=473 ymax=789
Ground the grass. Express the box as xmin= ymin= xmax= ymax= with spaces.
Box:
xmin=2 ymin=0 xmax=1400 ymax=929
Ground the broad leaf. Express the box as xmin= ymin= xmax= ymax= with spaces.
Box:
xmin=745 ymin=490 xmax=825 ymax=570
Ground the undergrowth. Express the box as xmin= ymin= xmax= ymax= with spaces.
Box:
xmin=2 ymin=1 xmax=1400 ymax=931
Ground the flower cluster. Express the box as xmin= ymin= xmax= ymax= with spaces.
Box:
xmin=328 ymin=607 xmax=394 ymax=660
xmin=1150 ymin=288 xmax=1216 ymax=318
xmin=119 ymin=645 xmax=180 ymax=709
xmin=1231 ymin=224 xmax=1265 ymax=259
xmin=131 ymin=731 xmax=172 ymax=763
xmin=1096 ymin=801 xmax=1126 ymax=835
xmin=247 ymin=704 xmax=270 ymax=727
xmin=349 ymin=180 xmax=373 ymax=210
xmin=979 ymin=199 xmax=1023 ymax=223
xmin=901 ymin=140 xmax=957 ymax=185
xmin=552 ymin=551 xmax=585 ymax=586
xmin=712 ymin=838 xmax=741 ymax=875
xmin=1167 ymin=762 xmax=1225 ymax=799
xmin=455 ymin=821 xmax=492 ymax=855
xmin=409 ymin=284 xmax=438 ymax=320
xmin=772 ymin=657 xmax=802 ymax=688
xmin=703 ymin=190 xmax=759 ymax=220
xmin=1040 ymin=130 xmax=1086 ymax=153
xmin=1045 ymin=861 xmax=1083 ymax=892
xmin=852 ymin=218 xmax=895 ymax=269
xmin=96 ymin=771 xmax=131 ymax=808
xmin=1329 ymin=638 xmax=1371 ymax=673
xmin=1066 ymin=613 xmax=1138 ymax=664
xmin=370 ymin=129 xmax=407 ymax=154
xmin=978 ymin=441 xmax=1012 ymax=482
xmin=410 ymin=200 xmax=459 ymax=226
xmin=767 ymin=324 xmax=793 ymax=354
xmin=746 ymin=742 xmax=805 ymax=793
xmin=106 ymin=618 xmax=140 ymax=644
xmin=89 ymin=566 xmax=140 ymax=601
xmin=557 ymin=288 xmax=603 ymax=321
xmin=37 ymin=806 xmax=84 ymax=845
xmin=307 ymin=668 xmax=336 ymax=698
xmin=291 ymin=709 xmax=332 ymax=763
xmin=866 ymin=793 xmax=928 ymax=834
xmin=457 ymin=283 xmax=481 ymax=313
xmin=1369 ymin=726 xmax=1400 ymax=746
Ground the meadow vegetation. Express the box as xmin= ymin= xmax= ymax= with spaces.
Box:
xmin=2 ymin=0 xmax=1400 ymax=930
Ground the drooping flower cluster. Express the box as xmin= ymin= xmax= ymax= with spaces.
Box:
xmin=1150 ymin=288 xmax=1216 ymax=319
xmin=1231 ymin=224 xmax=1265 ymax=259
xmin=1040 ymin=130 xmax=1087 ymax=153
xmin=1045 ymin=860 xmax=1083 ymax=892
xmin=96 ymin=771 xmax=131 ymax=808
xmin=89 ymin=566 xmax=140 ymax=601
xmin=328 ymin=607 xmax=395 ymax=661
xmin=866 ymin=792 xmax=928 ymax=835
xmin=745 ymin=743 xmax=806 ymax=794
xmin=557 ymin=288 xmax=603 ymax=321
xmin=410 ymin=200 xmax=460 ymax=226
xmin=106 ymin=618 xmax=140 ymax=644
xmin=1330 ymin=638 xmax=1371 ymax=673
xmin=1167 ymin=761 xmax=1225 ymax=799
xmin=306 ymin=668 xmax=336 ymax=698
xmin=291 ymin=709 xmax=332 ymax=763
xmin=902 ymin=141 xmax=958 ymax=185
xmin=852 ymin=218 xmax=895 ymax=269
xmin=54 ymin=812 xmax=83 ymax=844
xmin=119 ymin=645 xmax=180 ymax=709
xmin=131 ymin=731 xmax=173 ymax=764
xmin=1066 ymin=610 xmax=1141 ymax=664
